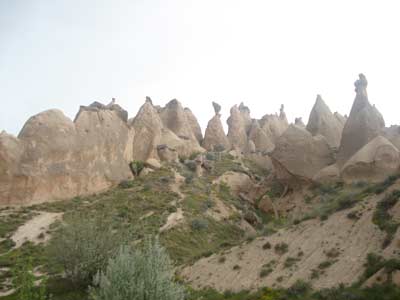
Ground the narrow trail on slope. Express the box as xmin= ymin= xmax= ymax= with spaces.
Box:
xmin=160 ymin=170 xmax=185 ymax=232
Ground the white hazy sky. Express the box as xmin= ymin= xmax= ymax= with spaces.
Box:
xmin=1 ymin=0 xmax=400 ymax=135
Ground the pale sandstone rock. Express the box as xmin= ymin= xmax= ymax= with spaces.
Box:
xmin=337 ymin=74 xmax=385 ymax=165
xmin=341 ymin=136 xmax=400 ymax=183
xmin=1 ymin=104 xmax=134 ymax=205
xmin=248 ymin=120 xmax=274 ymax=153
xmin=145 ymin=158 xmax=161 ymax=170
xmin=271 ymin=125 xmax=334 ymax=180
xmin=313 ymin=164 xmax=341 ymax=184
xmin=227 ymin=105 xmax=249 ymax=152
xmin=202 ymin=113 xmax=230 ymax=151
xmin=184 ymin=108 xmax=203 ymax=143
xmin=306 ymin=95 xmax=344 ymax=148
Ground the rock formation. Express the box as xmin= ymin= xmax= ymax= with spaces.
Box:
xmin=337 ymin=74 xmax=385 ymax=165
xmin=271 ymin=124 xmax=334 ymax=180
xmin=1 ymin=102 xmax=134 ymax=205
xmin=248 ymin=120 xmax=274 ymax=152
xmin=294 ymin=117 xmax=305 ymax=128
xmin=202 ymin=103 xmax=230 ymax=151
xmin=306 ymin=95 xmax=344 ymax=148
xmin=227 ymin=105 xmax=249 ymax=152
xmin=341 ymin=136 xmax=400 ymax=183
xmin=184 ymin=108 xmax=203 ymax=143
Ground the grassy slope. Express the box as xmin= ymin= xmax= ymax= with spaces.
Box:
xmin=1 ymin=154 xmax=400 ymax=299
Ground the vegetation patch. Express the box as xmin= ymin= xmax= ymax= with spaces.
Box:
xmin=372 ymin=190 xmax=400 ymax=247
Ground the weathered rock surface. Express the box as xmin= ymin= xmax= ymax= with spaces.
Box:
xmin=306 ymin=95 xmax=344 ymax=148
xmin=337 ymin=74 xmax=385 ymax=165
xmin=383 ymin=125 xmax=400 ymax=151
xmin=341 ymin=136 xmax=400 ymax=183
xmin=313 ymin=164 xmax=341 ymax=184
xmin=272 ymin=125 xmax=334 ymax=180
xmin=227 ymin=105 xmax=250 ymax=152
xmin=294 ymin=117 xmax=305 ymax=128
xmin=202 ymin=114 xmax=230 ymax=151
xmin=248 ymin=120 xmax=274 ymax=153
xmin=184 ymin=108 xmax=203 ymax=143
xmin=1 ymin=104 xmax=135 ymax=205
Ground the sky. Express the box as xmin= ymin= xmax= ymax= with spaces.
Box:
xmin=1 ymin=0 xmax=400 ymax=135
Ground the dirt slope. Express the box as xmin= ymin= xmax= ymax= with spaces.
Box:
xmin=181 ymin=193 xmax=396 ymax=292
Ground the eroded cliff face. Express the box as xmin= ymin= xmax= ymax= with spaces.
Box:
xmin=1 ymin=103 xmax=134 ymax=205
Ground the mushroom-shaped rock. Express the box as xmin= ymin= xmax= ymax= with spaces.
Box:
xmin=202 ymin=114 xmax=230 ymax=151
xmin=337 ymin=74 xmax=385 ymax=165
xmin=341 ymin=136 xmax=400 ymax=183
xmin=271 ymin=125 xmax=334 ymax=179
xmin=306 ymin=95 xmax=344 ymax=148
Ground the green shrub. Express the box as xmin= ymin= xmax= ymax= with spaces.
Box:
xmin=48 ymin=214 xmax=131 ymax=286
xmin=119 ymin=180 xmax=135 ymax=189
xmin=372 ymin=190 xmax=400 ymax=247
xmin=274 ymin=242 xmax=289 ymax=255
xmin=185 ymin=160 xmax=197 ymax=172
xmin=191 ymin=218 xmax=209 ymax=231
xmin=90 ymin=237 xmax=185 ymax=300
xmin=259 ymin=267 xmax=272 ymax=278
xmin=129 ymin=160 xmax=145 ymax=176
xmin=284 ymin=257 xmax=300 ymax=269
xmin=262 ymin=242 xmax=271 ymax=250
xmin=12 ymin=257 xmax=49 ymax=300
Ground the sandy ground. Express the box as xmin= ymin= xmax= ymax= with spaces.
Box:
xmin=11 ymin=212 xmax=63 ymax=248
xmin=181 ymin=192 xmax=399 ymax=292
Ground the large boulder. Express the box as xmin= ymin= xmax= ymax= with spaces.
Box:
xmin=313 ymin=164 xmax=341 ymax=184
xmin=306 ymin=95 xmax=344 ymax=148
xmin=337 ymin=74 xmax=385 ymax=165
xmin=271 ymin=125 xmax=334 ymax=180
xmin=341 ymin=136 xmax=400 ymax=183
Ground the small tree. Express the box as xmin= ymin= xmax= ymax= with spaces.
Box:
xmin=12 ymin=257 xmax=48 ymax=300
xmin=90 ymin=237 xmax=185 ymax=300
xmin=48 ymin=214 xmax=131 ymax=287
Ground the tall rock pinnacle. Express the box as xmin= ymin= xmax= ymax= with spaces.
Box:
xmin=306 ymin=95 xmax=344 ymax=148
xmin=337 ymin=74 xmax=385 ymax=165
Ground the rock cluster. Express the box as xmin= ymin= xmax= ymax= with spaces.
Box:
xmin=2 ymin=74 xmax=400 ymax=205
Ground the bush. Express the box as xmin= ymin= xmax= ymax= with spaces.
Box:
xmin=129 ymin=160 xmax=145 ymax=176
xmin=262 ymin=242 xmax=271 ymax=250
xmin=191 ymin=218 xmax=209 ymax=231
xmin=90 ymin=237 xmax=185 ymax=300
xmin=274 ymin=242 xmax=289 ymax=255
xmin=185 ymin=160 xmax=197 ymax=172
xmin=48 ymin=214 xmax=131 ymax=286
xmin=12 ymin=257 xmax=48 ymax=300
xmin=372 ymin=190 xmax=400 ymax=247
